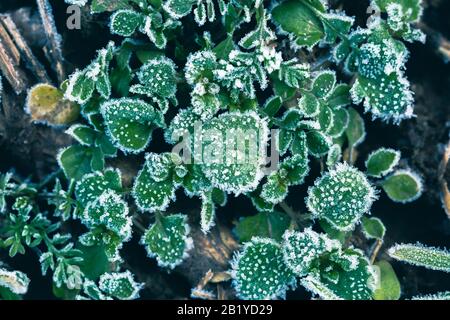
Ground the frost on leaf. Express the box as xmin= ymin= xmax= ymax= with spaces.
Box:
xmin=0 ymin=268 xmax=30 ymax=295
xmin=130 ymin=57 xmax=177 ymax=100
xmin=110 ymin=10 xmax=144 ymax=37
xmin=372 ymin=0 xmax=425 ymax=42
xmin=83 ymin=190 xmax=132 ymax=240
xmin=365 ymin=148 xmax=400 ymax=178
xmin=388 ymin=243 xmax=450 ymax=272
xmin=163 ymin=0 xmax=196 ymax=19
xmin=361 ymin=216 xmax=386 ymax=240
xmin=65 ymin=42 xmax=114 ymax=104
xmin=306 ymin=163 xmax=377 ymax=231
xmin=302 ymin=250 xmax=376 ymax=300
xmin=282 ymin=229 xmax=340 ymax=277
xmin=132 ymin=153 xmax=178 ymax=212
xmin=75 ymin=169 xmax=122 ymax=207
xmin=141 ymin=213 xmax=193 ymax=269
xmin=98 ymin=271 xmax=143 ymax=300
xmin=101 ymin=98 xmax=161 ymax=153
xmin=350 ymin=26 xmax=415 ymax=123
xmin=412 ymin=291 xmax=450 ymax=300
xmin=232 ymin=238 xmax=295 ymax=300
xmin=185 ymin=51 xmax=221 ymax=120
xmin=381 ymin=169 xmax=423 ymax=203
xmin=199 ymin=111 xmax=269 ymax=195
xmin=200 ymin=192 xmax=215 ymax=234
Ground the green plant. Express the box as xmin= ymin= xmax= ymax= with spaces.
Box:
xmin=0 ymin=0 xmax=441 ymax=300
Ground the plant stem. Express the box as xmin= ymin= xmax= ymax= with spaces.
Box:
xmin=370 ymin=239 xmax=383 ymax=264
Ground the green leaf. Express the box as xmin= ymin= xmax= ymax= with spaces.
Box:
xmin=361 ymin=216 xmax=386 ymax=240
xmin=141 ymin=214 xmax=193 ymax=268
xmin=278 ymin=60 xmax=310 ymax=89
xmin=66 ymin=125 xmax=97 ymax=146
xmin=234 ymin=212 xmax=290 ymax=243
xmin=91 ymin=0 xmax=132 ymax=13
xmin=260 ymin=173 xmax=288 ymax=204
xmin=232 ymin=238 xmax=295 ymax=300
xmin=388 ymin=243 xmax=450 ymax=272
xmin=163 ymin=0 xmax=196 ymax=19
xmin=58 ymin=145 xmax=94 ymax=180
xmin=328 ymin=108 xmax=349 ymax=138
xmin=366 ymin=148 xmax=401 ymax=178
xmin=101 ymin=98 xmax=159 ymax=153
xmin=298 ymin=92 xmax=320 ymax=117
xmin=110 ymin=10 xmax=143 ymax=37
xmin=381 ymin=170 xmax=423 ymax=203
xmin=271 ymin=0 xmax=324 ymax=49
xmin=79 ymin=244 xmax=110 ymax=281
xmin=306 ymin=163 xmax=376 ymax=231
xmin=200 ymin=192 xmax=216 ymax=233
xmin=99 ymin=271 xmax=143 ymax=300
xmin=302 ymin=253 xmax=376 ymax=300
xmin=345 ymin=108 xmax=366 ymax=148
xmin=282 ymin=229 xmax=340 ymax=277
xmin=320 ymin=13 xmax=354 ymax=44
xmin=327 ymin=84 xmax=351 ymax=109
xmin=133 ymin=157 xmax=176 ymax=212
xmin=83 ymin=190 xmax=132 ymax=239
xmin=373 ymin=260 xmax=401 ymax=300
xmin=306 ymin=130 xmax=331 ymax=157
xmin=199 ymin=111 xmax=269 ymax=194
xmin=130 ymin=57 xmax=177 ymax=98
xmin=311 ymin=71 xmax=336 ymax=99
xmin=75 ymin=169 xmax=122 ymax=206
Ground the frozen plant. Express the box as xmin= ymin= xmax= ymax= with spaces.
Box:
xmin=0 ymin=0 xmax=439 ymax=300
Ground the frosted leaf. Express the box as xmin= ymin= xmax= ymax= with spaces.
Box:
xmin=381 ymin=169 xmax=423 ymax=203
xmin=65 ymin=42 xmax=114 ymax=104
xmin=298 ymin=92 xmax=320 ymax=117
xmin=271 ymin=0 xmax=325 ymax=49
xmin=282 ymin=229 xmax=340 ymax=277
xmin=0 ymin=268 xmax=30 ymax=295
xmin=231 ymin=238 xmax=296 ymax=300
xmin=311 ymin=71 xmax=336 ymax=100
xmin=199 ymin=111 xmax=269 ymax=195
xmin=214 ymin=50 xmax=267 ymax=101
xmin=58 ymin=145 xmax=96 ymax=180
xmin=302 ymin=253 xmax=376 ymax=300
xmin=280 ymin=153 xmax=310 ymax=186
xmin=165 ymin=108 xmax=201 ymax=145
xmin=239 ymin=9 xmax=276 ymax=50
xmin=110 ymin=10 xmax=144 ymax=37
xmin=345 ymin=108 xmax=366 ymax=148
xmin=101 ymin=98 xmax=160 ymax=153
xmin=306 ymin=163 xmax=377 ymax=231
xmin=75 ymin=168 xmax=122 ymax=206
xmin=131 ymin=57 xmax=177 ymax=99
xmin=361 ymin=216 xmax=386 ymax=240
xmin=365 ymin=148 xmax=400 ymax=178
xmin=327 ymin=108 xmax=349 ymax=138
xmin=320 ymin=12 xmax=354 ymax=44
xmin=412 ymin=291 xmax=450 ymax=300
xmin=141 ymin=213 xmax=193 ymax=269
xmin=200 ymin=192 xmax=216 ymax=234
xmin=327 ymin=84 xmax=352 ymax=109
xmin=83 ymin=190 xmax=132 ymax=240
xmin=66 ymin=124 xmax=97 ymax=146
xmin=260 ymin=172 xmax=288 ymax=205
xmin=181 ymin=164 xmax=213 ymax=197
xmin=185 ymin=50 xmax=218 ymax=85
xmin=163 ymin=0 xmax=196 ymax=19
xmin=306 ymin=130 xmax=331 ymax=157
xmin=278 ymin=60 xmax=310 ymax=89
xmin=352 ymin=73 xmax=414 ymax=124
xmin=65 ymin=0 xmax=88 ymax=5
xmin=132 ymin=154 xmax=177 ymax=212
xmin=388 ymin=243 xmax=450 ymax=272
xmin=99 ymin=271 xmax=143 ymax=300
xmin=326 ymin=144 xmax=342 ymax=167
